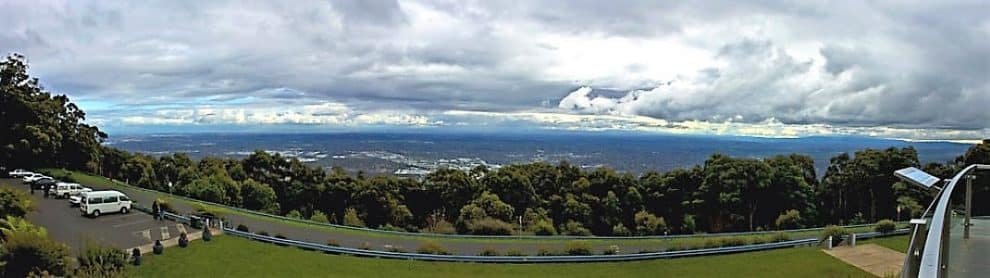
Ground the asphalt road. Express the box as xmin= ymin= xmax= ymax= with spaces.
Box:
xmin=1 ymin=179 xmax=188 ymax=254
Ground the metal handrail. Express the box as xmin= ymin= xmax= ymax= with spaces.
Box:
xmin=221 ymin=228 xmax=907 ymax=263
xmin=916 ymin=164 xmax=988 ymax=277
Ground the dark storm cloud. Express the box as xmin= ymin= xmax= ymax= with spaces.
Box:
xmin=0 ymin=0 xmax=987 ymax=137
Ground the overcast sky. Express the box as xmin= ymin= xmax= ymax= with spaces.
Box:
xmin=2 ymin=0 xmax=988 ymax=140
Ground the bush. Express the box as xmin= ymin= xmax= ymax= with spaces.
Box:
xmin=343 ymin=208 xmax=366 ymax=227
xmin=530 ymin=220 xmax=557 ymax=235
xmin=381 ymin=224 xmax=406 ymax=232
xmin=466 ymin=218 xmax=514 ymax=235
xmin=76 ymin=244 xmax=128 ymax=277
xmin=769 ymin=232 xmax=790 ymax=242
xmin=416 ymin=241 xmax=450 ymax=255
xmin=0 ymin=228 xmax=70 ymax=277
xmin=424 ymin=218 xmax=457 ymax=235
xmin=202 ymin=228 xmax=212 ymax=242
xmin=505 ymin=249 xmax=525 ymax=256
xmin=702 ymin=238 xmax=722 ymax=249
xmin=310 ymin=211 xmax=329 ymax=223
xmin=478 ymin=247 xmax=500 ymax=256
xmin=611 ymin=224 xmax=631 ymax=236
xmin=258 ymin=231 xmax=270 ymax=237
xmin=536 ymin=248 xmax=559 ymax=256
xmin=0 ymin=187 xmax=34 ymax=218
xmin=360 ymin=242 xmax=371 ymax=250
xmin=719 ymin=237 xmax=746 ymax=247
xmin=602 ymin=245 xmax=620 ymax=255
xmin=286 ymin=210 xmax=303 ymax=219
xmin=820 ymin=225 xmax=849 ymax=247
xmin=875 ymin=219 xmax=897 ymax=234
xmin=634 ymin=211 xmax=667 ymax=235
xmin=326 ymin=239 xmax=340 ymax=247
xmin=564 ymin=240 xmax=592 ymax=255
xmin=236 ymin=224 xmax=249 ymax=232
xmin=155 ymin=198 xmax=175 ymax=213
xmin=560 ymin=220 xmax=592 ymax=236
xmin=775 ymin=209 xmax=803 ymax=230
xmin=131 ymin=248 xmax=141 ymax=266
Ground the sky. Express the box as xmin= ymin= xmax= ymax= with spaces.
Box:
xmin=1 ymin=0 xmax=988 ymax=140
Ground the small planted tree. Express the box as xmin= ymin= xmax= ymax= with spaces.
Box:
xmin=131 ymin=248 xmax=142 ymax=266
xmin=565 ymin=241 xmax=592 ymax=255
xmin=820 ymin=225 xmax=849 ymax=248
xmin=152 ymin=240 xmax=164 ymax=255
xmin=875 ymin=219 xmax=896 ymax=234
xmin=178 ymin=232 xmax=189 ymax=247
xmin=202 ymin=228 xmax=212 ymax=242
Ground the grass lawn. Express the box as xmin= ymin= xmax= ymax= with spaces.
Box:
xmin=43 ymin=169 xmax=889 ymax=249
xmin=863 ymin=235 xmax=909 ymax=253
xmin=129 ymin=235 xmax=872 ymax=278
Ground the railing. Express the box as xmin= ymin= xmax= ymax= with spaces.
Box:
xmin=221 ymin=227 xmax=907 ymax=263
xmin=902 ymin=164 xmax=988 ymax=278
xmin=115 ymin=180 xmax=885 ymax=240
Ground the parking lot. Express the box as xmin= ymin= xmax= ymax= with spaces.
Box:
xmin=1 ymin=178 xmax=187 ymax=253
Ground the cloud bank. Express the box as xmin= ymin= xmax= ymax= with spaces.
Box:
xmin=0 ymin=0 xmax=986 ymax=139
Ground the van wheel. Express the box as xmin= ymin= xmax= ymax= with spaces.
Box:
xmin=121 ymin=207 xmax=129 ymax=214
xmin=92 ymin=210 xmax=101 ymax=217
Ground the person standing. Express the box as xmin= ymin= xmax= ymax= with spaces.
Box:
xmin=151 ymin=200 xmax=160 ymax=220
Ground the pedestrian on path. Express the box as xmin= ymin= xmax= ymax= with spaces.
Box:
xmin=152 ymin=200 xmax=160 ymax=220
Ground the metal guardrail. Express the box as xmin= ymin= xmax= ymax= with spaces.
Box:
xmin=221 ymin=227 xmax=909 ymax=263
xmin=910 ymin=164 xmax=988 ymax=278
xmin=110 ymin=180 xmax=887 ymax=240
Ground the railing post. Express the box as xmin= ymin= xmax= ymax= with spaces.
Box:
xmin=851 ymin=233 xmax=856 ymax=247
xmin=826 ymin=236 xmax=833 ymax=249
xmin=965 ymin=175 xmax=974 ymax=239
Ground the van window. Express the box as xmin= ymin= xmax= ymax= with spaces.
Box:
xmin=105 ymin=196 xmax=119 ymax=203
xmin=88 ymin=197 xmax=103 ymax=204
xmin=119 ymin=195 xmax=130 ymax=202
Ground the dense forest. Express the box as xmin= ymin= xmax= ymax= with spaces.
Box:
xmin=3 ymin=54 xmax=989 ymax=236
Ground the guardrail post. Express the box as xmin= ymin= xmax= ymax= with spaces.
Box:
xmin=826 ymin=236 xmax=833 ymax=249
xmin=851 ymin=234 xmax=856 ymax=247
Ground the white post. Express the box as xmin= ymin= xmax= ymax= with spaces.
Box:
xmin=826 ymin=236 xmax=833 ymax=249
xmin=851 ymin=233 xmax=856 ymax=247
xmin=965 ymin=175 xmax=973 ymax=239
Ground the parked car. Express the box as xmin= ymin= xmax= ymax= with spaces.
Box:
xmin=31 ymin=178 xmax=57 ymax=190
xmin=80 ymin=190 xmax=132 ymax=217
xmin=49 ymin=182 xmax=92 ymax=199
xmin=70 ymin=192 xmax=85 ymax=206
xmin=22 ymin=173 xmax=51 ymax=183
xmin=8 ymin=169 xmax=33 ymax=178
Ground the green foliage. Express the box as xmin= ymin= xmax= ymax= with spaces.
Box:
xmin=154 ymin=198 xmax=176 ymax=213
xmin=634 ymin=210 xmax=667 ymax=235
xmin=536 ymin=248 xmax=559 ymax=256
xmin=504 ymin=249 xmax=525 ymax=256
xmin=310 ymin=210 xmax=329 ymax=223
xmin=560 ymin=220 xmax=591 ymax=236
xmin=326 ymin=239 xmax=340 ymax=247
xmin=285 ymin=210 xmax=302 ymax=219
xmin=1 ymin=223 xmax=70 ymax=277
xmin=416 ymin=241 xmax=450 ymax=255
xmin=874 ymin=219 xmax=896 ymax=234
xmin=775 ymin=209 xmax=803 ymax=230
xmin=236 ymin=224 xmax=249 ymax=232
xmin=0 ymin=187 xmax=33 ymax=218
xmin=343 ymin=208 xmax=366 ymax=227
xmin=820 ymin=225 xmax=849 ymax=246
xmin=530 ymin=220 xmax=557 ymax=235
xmin=611 ymin=223 xmax=631 ymax=236
xmin=564 ymin=241 xmax=592 ymax=255
xmin=602 ymin=245 xmax=620 ymax=255
xmin=465 ymin=218 xmax=514 ymax=235
xmin=75 ymin=244 xmax=128 ymax=277
xmin=240 ymin=179 xmax=279 ymax=214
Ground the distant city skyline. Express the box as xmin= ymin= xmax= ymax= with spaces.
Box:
xmin=1 ymin=0 xmax=987 ymax=139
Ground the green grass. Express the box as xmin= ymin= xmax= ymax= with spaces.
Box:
xmin=41 ymin=169 xmax=887 ymax=248
xmin=862 ymin=235 xmax=909 ymax=253
xmin=129 ymin=235 xmax=871 ymax=278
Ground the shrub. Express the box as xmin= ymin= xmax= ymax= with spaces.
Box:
xmin=702 ymin=238 xmax=722 ymax=249
xmin=875 ymin=219 xmax=897 ymax=234
xmin=202 ymin=228 xmax=212 ymax=242
xmin=530 ymin=220 xmax=557 ymax=235
xmin=466 ymin=218 xmax=514 ymax=235
xmin=326 ymin=239 xmax=340 ymax=247
xmin=0 ymin=228 xmax=70 ymax=277
xmin=478 ymin=247 xmax=500 ymax=256
xmin=750 ymin=235 xmax=769 ymax=245
xmin=611 ymin=224 xmax=631 ymax=236
xmin=286 ymin=210 xmax=303 ymax=219
xmin=775 ymin=209 xmax=803 ymax=230
xmin=76 ymin=244 xmax=128 ymax=277
xmin=424 ymin=218 xmax=457 ymax=235
xmin=235 ymin=224 xmax=249 ymax=232
xmin=381 ymin=224 xmax=406 ymax=232
xmin=560 ymin=220 xmax=592 ymax=236
xmin=602 ymin=245 xmax=620 ymax=255
xmin=360 ymin=242 xmax=371 ymax=250
xmin=154 ymin=198 xmax=175 ymax=213
xmin=634 ymin=210 xmax=667 ymax=235
xmin=310 ymin=211 xmax=329 ymax=223
xmin=536 ymin=248 xmax=558 ymax=256
xmin=343 ymin=208 xmax=366 ymax=227
xmin=820 ymin=225 xmax=849 ymax=247
xmin=564 ymin=241 xmax=592 ymax=255
xmin=416 ymin=241 xmax=450 ymax=255
xmin=505 ymin=249 xmax=525 ymax=256
xmin=152 ymin=240 xmax=164 ymax=255
xmin=258 ymin=231 xmax=270 ymax=237
xmin=131 ymin=248 xmax=141 ymax=266
xmin=0 ymin=187 xmax=34 ymax=218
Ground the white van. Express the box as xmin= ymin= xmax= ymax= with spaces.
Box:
xmin=49 ymin=182 xmax=91 ymax=199
xmin=79 ymin=190 xmax=132 ymax=217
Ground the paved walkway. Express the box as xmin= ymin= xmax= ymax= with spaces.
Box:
xmin=823 ymin=244 xmax=904 ymax=277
